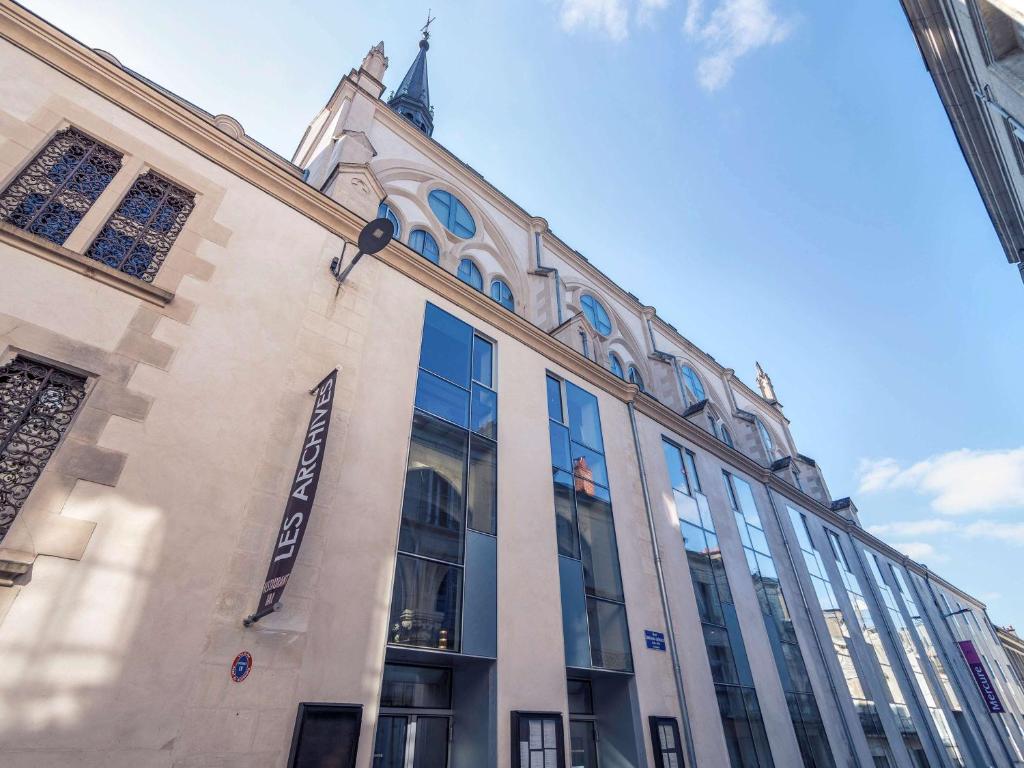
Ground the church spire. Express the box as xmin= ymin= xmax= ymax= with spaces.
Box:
xmin=388 ymin=13 xmax=435 ymax=137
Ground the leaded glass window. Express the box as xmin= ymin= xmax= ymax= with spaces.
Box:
xmin=489 ymin=278 xmax=514 ymax=311
xmin=85 ymin=171 xmax=194 ymax=282
xmin=457 ymin=258 xmax=483 ymax=291
xmin=1 ymin=357 xmax=87 ymax=541
xmin=378 ymin=202 xmax=401 ymax=238
xmin=409 ymin=228 xmax=439 ymax=264
xmin=0 ymin=127 xmax=122 ymax=246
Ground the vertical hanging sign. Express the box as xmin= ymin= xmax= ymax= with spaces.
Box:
xmin=957 ymin=640 xmax=1006 ymax=713
xmin=244 ymin=369 xmax=338 ymax=626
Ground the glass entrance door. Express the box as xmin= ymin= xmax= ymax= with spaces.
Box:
xmin=570 ymin=719 xmax=599 ymax=768
xmin=373 ymin=714 xmax=450 ymax=768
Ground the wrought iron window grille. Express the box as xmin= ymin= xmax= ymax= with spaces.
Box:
xmin=0 ymin=127 xmax=123 ymax=247
xmin=0 ymin=357 xmax=87 ymax=542
xmin=85 ymin=171 xmax=195 ymax=283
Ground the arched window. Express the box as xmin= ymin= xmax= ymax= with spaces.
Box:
xmin=409 ymin=229 xmax=440 ymax=264
xmin=377 ymin=202 xmax=401 ymax=239
xmin=708 ymin=409 xmax=735 ymax=448
xmin=680 ymin=365 xmax=705 ymax=403
xmin=457 ymin=258 xmax=483 ymax=291
xmin=580 ymin=294 xmax=612 ymax=335
xmin=628 ymin=366 xmax=645 ymax=391
xmin=489 ymin=279 xmax=514 ymax=311
xmin=755 ymin=417 xmax=775 ymax=457
xmin=720 ymin=424 xmax=734 ymax=448
xmin=608 ymin=353 xmax=624 ymax=379
xmin=428 ymin=189 xmax=476 ymax=238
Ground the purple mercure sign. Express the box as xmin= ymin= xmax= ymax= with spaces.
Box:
xmin=957 ymin=640 xmax=1005 ymax=714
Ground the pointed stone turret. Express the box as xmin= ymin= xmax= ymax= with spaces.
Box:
xmin=388 ymin=20 xmax=434 ymax=136
xmin=755 ymin=362 xmax=777 ymax=403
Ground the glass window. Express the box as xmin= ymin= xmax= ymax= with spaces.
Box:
xmin=428 ymin=189 xmax=476 ymax=238
xmin=289 ymin=703 xmax=361 ymax=768
xmin=489 ymin=279 xmax=514 ymax=311
xmin=553 ymin=469 xmax=580 ymax=558
xmin=662 ymin=441 xmax=690 ymax=494
xmin=577 ymin=485 xmax=624 ymax=602
xmin=571 ymin=441 xmax=609 ymax=489
xmin=608 ymin=353 xmax=624 ymax=379
xmin=470 ymin=383 xmax=497 ymax=439
xmin=755 ymin=418 xmax=775 ymax=457
xmin=587 ymin=597 xmax=633 ymax=672
xmin=680 ymin=365 xmax=706 ymax=403
xmin=547 ymin=374 xmax=564 ymax=423
xmin=628 ymin=366 xmax=645 ymax=391
xmin=86 ymin=171 xmax=195 ymax=282
xmin=549 ymin=421 xmax=572 ymax=473
xmin=721 ymin=425 xmax=734 ymax=448
xmin=513 ymin=713 xmax=563 ymax=768
xmin=567 ymin=678 xmax=594 ymax=715
xmin=683 ymin=451 xmax=702 ymax=493
xmin=409 ymin=228 xmax=439 ymax=263
xmin=566 ymin=382 xmax=604 ymax=451
xmin=0 ymin=127 xmax=123 ymax=247
xmin=580 ymin=294 xmax=612 ymax=335
xmin=389 ymin=554 xmax=462 ymax=651
xmin=457 ymin=258 xmax=483 ymax=291
xmin=650 ymin=717 xmax=684 ymax=768
xmin=467 ymin=436 xmax=496 ymax=535
xmin=0 ymin=357 xmax=88 ymax=540
xmin=472 ymin=336 xmax=493 ymax=388
xmin=377 ymin=202 xmax=401 ymax=238
xmin=398 ymin=412 xmax=467 ymax=564
xmin=380 ymin=664 xmax=452 ymax=708
xmin=415 ymin=370 xmax=469 ymax=427
xmin=419 ymin=304 xmax=473 ymax=388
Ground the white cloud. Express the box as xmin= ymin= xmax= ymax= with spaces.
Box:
xmin=558 ymin=0 xmax=631 ymax=40
xmin=638 ymin=0 xmax=671 ymax=25
xmin=686 ymin=0 xmax=794 ymax=91
xmin=857 ymin=448 xmax=1024 ymax=515
xmin=867 ymin=519 xmax=955 ymax=538
xmin=897 ymin=541 xmax=947 ymax=564
xmin=964 ymin=520 xmax=1024 ymax=546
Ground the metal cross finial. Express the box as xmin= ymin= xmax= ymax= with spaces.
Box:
xmin=421 ymin=9 xmax=435 ymax=39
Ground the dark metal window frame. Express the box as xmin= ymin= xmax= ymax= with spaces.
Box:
xmin=511 ymin=711 xmax=566 ymax=768
xmin=286 ymin=702 xmax=362 ymax=768
xmin=0 ymin=125 xmax=123 ymax=246
xmin=649 ymin=716 xmax=684 ymax=768
xmin=0 ymin=353 xmax=90 ymax=542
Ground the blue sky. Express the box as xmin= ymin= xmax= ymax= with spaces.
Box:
xmin=23 ymin=0 xmax=1024 ymax=625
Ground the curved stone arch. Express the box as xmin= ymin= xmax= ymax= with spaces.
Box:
xmin=563 ymin=280 xmax=649 ymax=376
xmin=606 ymin=336 xmax=648 ymax=384
xmin=377 ymin=186 xmax=445 ymax=259
xmin=374 ymin=161 xmax=529 ymax=313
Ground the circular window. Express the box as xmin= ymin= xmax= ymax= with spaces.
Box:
xmin=490 ymin=279 xmax=514 ymax=311
xmin=580 ymin=295 xmax=612 ymax=335
xmin=608 ymin=353 xmax=624 ymax=379
xmin=457 ymin=258 xmax=483 ymax=291
xmin=680 ymin=365 xmax=705 ymax=403
xmin=428 ymin=189 xmax=476 ymax=238
xmin=377 ymin=202 xmax=401 ymax=239
xmin=409 ymin=229 xmax=439 ymax=264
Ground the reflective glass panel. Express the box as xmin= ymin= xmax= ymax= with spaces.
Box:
xmin=577 ymin=485 xmax=624 ymax=601
xmin=567 ymin=679 xmax=594 ymax=715
xmin=566 ymin=382 xmax=604 ymax=451
xmin=399 ymin=412 xmax=467 ymax=564
xmin=547 ymin=375 xmax=564 ymax=423
xmin=415 ymin=370 xmax=470 ymax=427
xmin=587 ymin=598 xmax=633 ymax=671
xmin=389 ymin=555 xmax=462 ymax=651
xmin=571 ymin=441 xmax=609 ymax=489
xmin=380 ymin=664 xmax=452 ymax=708
xmin=420 ymin=304 xmax=472 ymax=388
xmin=472 ymin=336 xmax=493 ymax=387
xmin=470 ymin=383 xmax=497 ymax=439
xmin=553 ymin=469 xmax=580 ymax=559
xmin=467 ymin=436 xmax=496 ymax=535
xmin=549 ymin=422 xmax=572 ymax=473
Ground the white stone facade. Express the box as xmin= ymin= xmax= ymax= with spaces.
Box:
xmin=0 ymin=4 xmax=1023 ymax=766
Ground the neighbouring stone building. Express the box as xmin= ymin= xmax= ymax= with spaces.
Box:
xmin=901 ymin=0 xmax=1024 ymax=285
xmin=1 ymin=3 xmax=1024 ymax=766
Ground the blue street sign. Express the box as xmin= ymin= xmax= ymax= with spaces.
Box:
xmin=645 ymin=630 xmax=666 ymax=651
